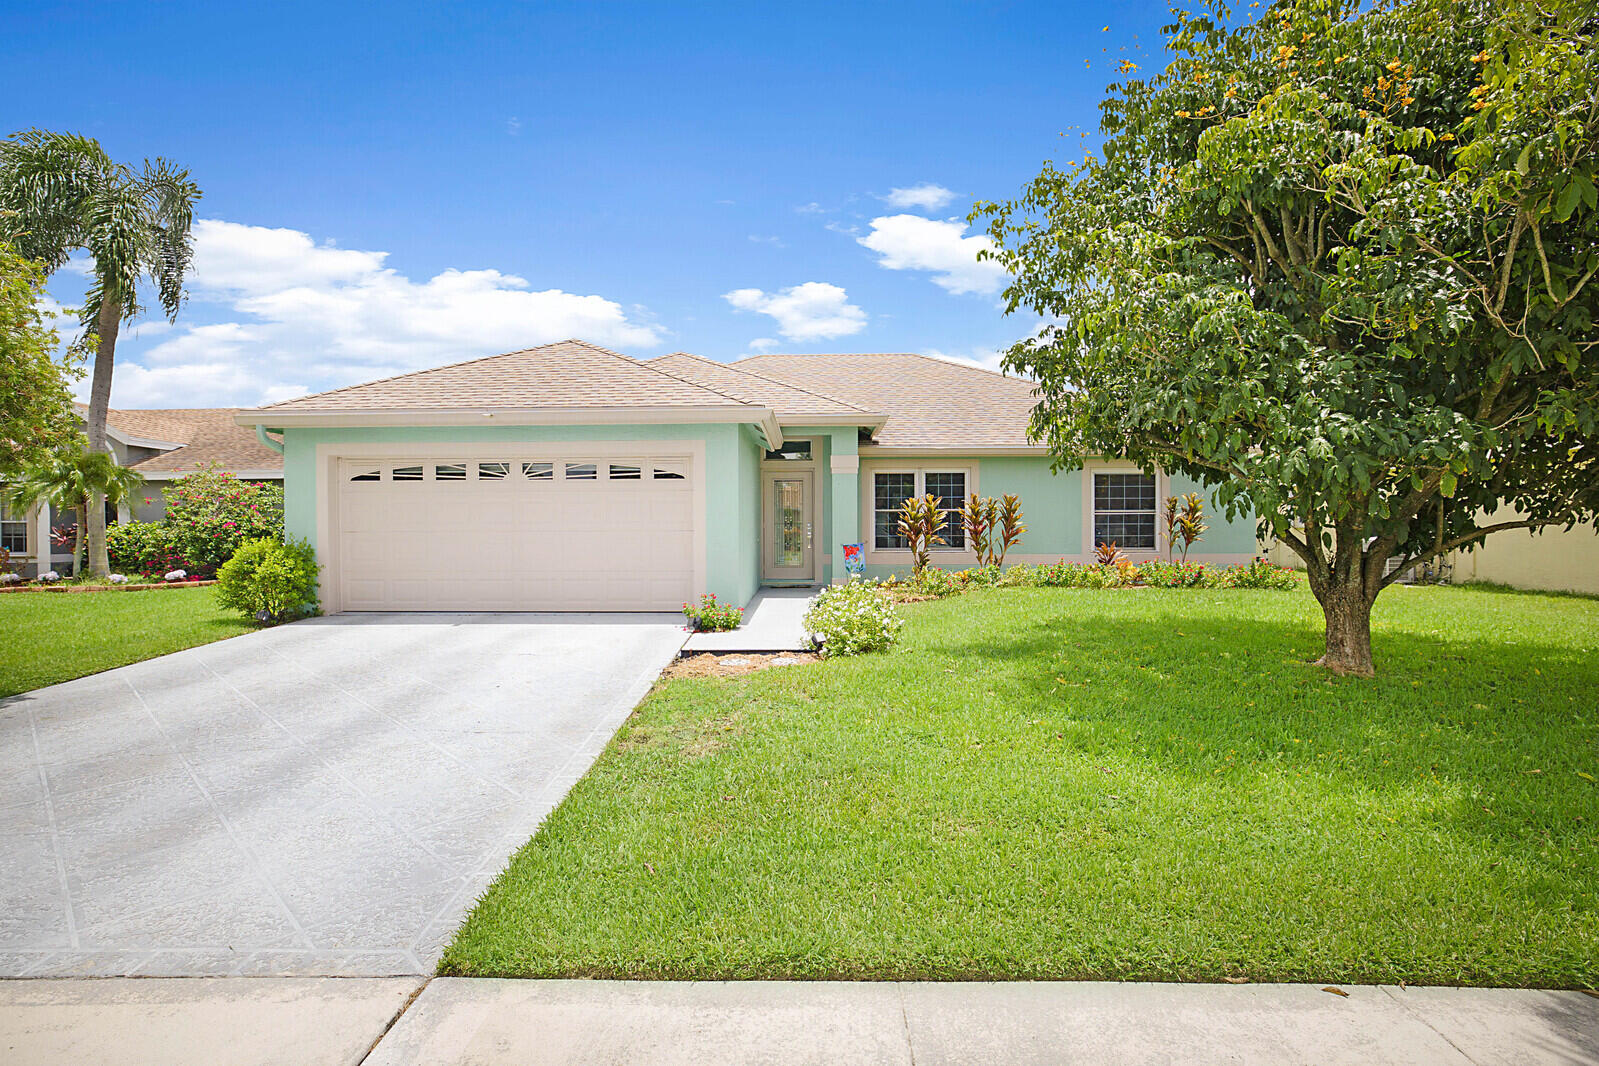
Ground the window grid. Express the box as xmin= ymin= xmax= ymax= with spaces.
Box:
xmin=565 ymin=462 xmax=598 ymax=480
xmin=873 ymin=472 xmax=915 ymax=549
xmin=924 ymin=472 xmax=966 ymax=549
xmin=0 ymin=496 xmax=25 ymax=554
xmin=1093 ymin=473 xmax=1157 ymax=550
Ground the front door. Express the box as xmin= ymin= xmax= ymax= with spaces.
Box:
xmin=762 ymin=471 xmax=814 ymax=583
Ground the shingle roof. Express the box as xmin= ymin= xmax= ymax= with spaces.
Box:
xmin=257 ymin=339 xmax=759 ymax=412
xmin=732 ymin=353 xmax=1040 ymax=449
xmin=102 ymin=409 xmax=285 ymax=474
xmin=645 ymin=352 xmax=875 ymax=418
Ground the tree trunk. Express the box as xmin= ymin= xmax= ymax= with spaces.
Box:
xmin=72 ymin=501 xmax=84 ymax=577
xmin=84 ymin=293 xmax=120 ymax=578
xmin=1315 ymin=582 xmax=1376 ymax=677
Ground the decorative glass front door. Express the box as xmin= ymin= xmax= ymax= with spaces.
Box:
xmin=763 ymin=472 xmax=814 ymax=581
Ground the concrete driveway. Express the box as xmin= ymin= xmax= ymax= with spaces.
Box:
xmin=0 ymin=613 xmax=686 ymax=978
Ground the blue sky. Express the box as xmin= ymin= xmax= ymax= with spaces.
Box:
xmin=7 ymin=1 xmax=1165 ymax=408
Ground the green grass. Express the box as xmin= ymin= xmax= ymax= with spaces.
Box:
xmin=0 ymin=587 xmax=255 ymax=698
xmin=443 ymin=584 xmax=1599 ymax=986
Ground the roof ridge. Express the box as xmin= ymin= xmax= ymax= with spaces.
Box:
xmin=659 ymin=351 xmax=873 ymax=414
xmin=255 ymin=339 xmax=586 ymax=410
xmin=738 ymin=350 xmax=1030 ymax=387
xmin=621 ymin=348 xmax=763 ymax=409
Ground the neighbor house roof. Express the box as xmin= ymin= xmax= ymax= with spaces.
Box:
xmin=105 ymin=408 xmax=286 ymax=476
xmin=646 ymin=352 xmax=878 ymax=421
xmin=255 ymin=339 xmax=760 ymax=413
xmin=732 ymin=353 xmax=1040 ymax=450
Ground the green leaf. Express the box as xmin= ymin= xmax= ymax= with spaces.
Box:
xmin=1440 ymin=470 xmax=1457 ymax=498
xmin=1554 ymin=180 xmax=1582 ymax=223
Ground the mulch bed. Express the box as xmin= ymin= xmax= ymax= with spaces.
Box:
xmin=663 ymin=651 xmax=820 ymax=680
xmin=0 ymin=579 xmax=217 ymax=595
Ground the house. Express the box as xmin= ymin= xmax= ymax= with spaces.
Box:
xmin=232 ymin=339 xmax=1259 ymax=613
xmin=0 ymin=407 xmax=284 ymax=577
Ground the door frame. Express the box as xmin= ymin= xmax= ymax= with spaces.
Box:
xmin=761 ymin=468 xmax=817 ymax=584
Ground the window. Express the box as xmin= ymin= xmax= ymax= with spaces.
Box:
xmin=873 ymin=472 xmax=916 ymax=549
xmin=873 ymin=469 xmax=972 ymax=550
xmin=764 ymin=440 xmax=812 ymax=461
xmin=564 ymin=462 xmax=597 ymax=480
xmin=392 ymin=465 xmax=424 ymax=482
xmin=522 ymin=462 xmax=553 ymax=480
xmin=652 ymin=462 xmax=687 ymax=480
xmin=924 ymin=472 xmax=966 ymax=548
xmin=608 ymin=463 xmax=642 ymax=480
xmin=348 ymin=468 xmax=381 ymax=482
xmin=478 ymin=462 xmax=510 ymax=480
xmin=434 ymin=463 xmax=467 ymax=481
xmin=1093 ymin=472 xmax=1157 ymax=550
xmin=0 ymin=496 xmax=26 ymax=554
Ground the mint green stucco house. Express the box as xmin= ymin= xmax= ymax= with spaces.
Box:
xmin=234 ymin=340 xmax=1258 ymax=613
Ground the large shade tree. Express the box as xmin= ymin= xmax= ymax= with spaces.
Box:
xmin=0 ymin=130 xmax=199 ymax=577
xmin=975 ymin=0 xmax=1598 ymax=675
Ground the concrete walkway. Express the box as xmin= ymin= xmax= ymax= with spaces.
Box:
xmin=683 ymin=586 xmax=817 ymax=652
xmin=0 ymin=613 xmax=686 ymax=978
xmin=2 ymin=979 xmax=1594 ymax=1065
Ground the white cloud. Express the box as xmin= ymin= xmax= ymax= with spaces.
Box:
xmin=748 ymin=234 xmax=786 ymax=248
xmin=794 ymin=202 xmax=826 ymax=214
xmin=101 ymin=218 xmax=663 ymax=407
xmin=857 ymin=214 xmax=1010 ymax=296
xmin=747 ymin=337 xmax=779 ymax=353
xmin=882 ymin=183 xmax=958 ymax=211
xmin=723 ymin=282 xmax=866 ymax=342
xmin=924 ymin=347 xmax=1015 ymax=376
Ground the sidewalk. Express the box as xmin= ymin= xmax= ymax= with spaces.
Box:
xmin=2 ymin=978 xmax=1594 ymax=1065
xmin=682 ymin=587 xmax=816 ymax=652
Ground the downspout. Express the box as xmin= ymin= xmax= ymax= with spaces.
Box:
xmin=255 ymin=425 xmax=285 ymax=454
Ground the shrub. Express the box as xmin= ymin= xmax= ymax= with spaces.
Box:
xmin=1139 ymin=560 xmax=1216 ymax=588
xmin=804 ymin=579 xmax=904 ymax=657
xmin=106 ymin=520 xmax=187 ymax=577
xmin=215 ymin=537 xmax=320 ymax=623
xmin=682 ymin=593 xmax=742 ymax=631
xmin=164 ymin=466 xmax=285 ymax=574
xmin=895 ymin=494 xmax=947 ymax=577
xmin=1221 ymin=557 xmax=1300 ymax=590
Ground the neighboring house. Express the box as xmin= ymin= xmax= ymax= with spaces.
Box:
xmin=2 ymin=407 xmax=284 ymax=577
xmin=234 ymin=339 xmax=1259 ymax=613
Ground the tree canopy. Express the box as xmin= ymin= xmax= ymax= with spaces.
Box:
xmin=975 ymin=0 xmax=1598 ymax=675
xmin=0 ymin=241 xmax=80 ymax=479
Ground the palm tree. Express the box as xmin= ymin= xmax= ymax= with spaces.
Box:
xmin=6 ymin=438 xmax=143 ymax=576
xmin=0 ymin=129 xmax=199 ymax=576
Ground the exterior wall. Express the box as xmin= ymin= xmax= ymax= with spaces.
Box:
xmin=1450 ymin=507 xmax=1599 ymax=595
xmin=856 ymin=455 xmax=1259 ymax=580
xmin=279 ymin=422 xmax=760 ymax=610
xmin=1265 ymin=506 xmax=1599 ymax=596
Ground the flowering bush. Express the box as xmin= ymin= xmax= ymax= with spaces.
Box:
xmin=1219 ymin=557 xmax=1299 ymax=590
xmin=682 ymin=593 xmax=743 ymax=631
xmin=804 ymin=579 xmax=904 ymax=657
xmin=215 ymin=538 xmax=320 ymax=623
xmin=164 ymin=466 xmax=284 ymax=574
xmin=106 ymin=520 xmax=188 ymax=577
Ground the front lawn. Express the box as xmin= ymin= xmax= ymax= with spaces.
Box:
xmin=0 ymin=587 xmax=254 ymax=698
xmin=443 ymin=585 xmax=1599 ymax=986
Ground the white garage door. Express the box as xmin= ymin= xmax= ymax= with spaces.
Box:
xmin=336 ymin=455 xmax=696 ymax=611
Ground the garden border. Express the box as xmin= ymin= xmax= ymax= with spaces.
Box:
xmin=0 ymin=579 xmax=217 ymax=595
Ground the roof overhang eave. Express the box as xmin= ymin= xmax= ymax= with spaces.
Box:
xmin=859 ymin=444 xmax=1049 ymax=457
xmin=234 ymin=405 xmax=784 ymax=438
xmin=775 ymin=412 xmax=888 ymax=433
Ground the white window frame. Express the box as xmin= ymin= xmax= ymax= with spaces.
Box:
xmin=1083 ymin=461 xmax=1166 ymax=556
xmin=862 ymin=463 xmax=975 ymax=558
xmin=0 ymin=493 xmax=28 ymax=555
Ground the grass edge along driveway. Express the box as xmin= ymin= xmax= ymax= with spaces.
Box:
xmin=0 ymin=586 xmax=255 ymax=698
xmin=444 ymin=585 xmax=1599 ymax=987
